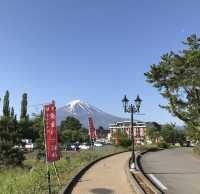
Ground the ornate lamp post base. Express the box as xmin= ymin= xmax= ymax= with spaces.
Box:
xmin=130 ymin=162 xmax=135 ymax=169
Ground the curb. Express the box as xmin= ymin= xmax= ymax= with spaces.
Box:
xmin=125 ymin=159 xmax=146 ymax=194
xmin=59 ymin=150 xmax=129 ymax=194
xmin=136 ymin=149 xmax=165 ymax=194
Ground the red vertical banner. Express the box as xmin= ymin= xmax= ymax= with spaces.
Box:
xmin=88 ymin=117 xmax=97 ymax=139
xmin=44 ymin=102 xmax=60 ymax=162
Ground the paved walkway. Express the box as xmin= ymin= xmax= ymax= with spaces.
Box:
xmin=141 ymin=148 xmax=200 ymax=194
xmin=71 ymin=152 xmax=135 ymax=194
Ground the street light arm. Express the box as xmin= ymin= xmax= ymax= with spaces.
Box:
xmin=126 ymin=104 xmax=137 ymax=113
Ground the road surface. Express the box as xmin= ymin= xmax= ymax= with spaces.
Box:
xmin=71 ymin=152 xmax=135 ymax=194
xmin=141 ymin=148 xmax=200 ymax=194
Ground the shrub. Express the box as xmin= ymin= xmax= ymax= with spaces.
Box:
xmin=120 ymin=133 xmax=132 ymax=148
xmin=158 ymin=142 xmax=170 ymax=149
xmin=193 ymin=144 xmax=200 ymax=155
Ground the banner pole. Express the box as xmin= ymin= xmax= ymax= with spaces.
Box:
xmin=43 ymin=105 xmax=51 ymax=194
xmin=47 ymin=164 xmax=51 ymax=194
xmin=88 ymin=116 xmax=95 ymax=150
xmin=53 ymin=162 xmax=61 ymax=186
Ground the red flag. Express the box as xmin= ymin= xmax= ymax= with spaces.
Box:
xmin=44 ymin=103 xmax=60 ymax=162
xmin=88 ymin=117 xmax=96 ymax=139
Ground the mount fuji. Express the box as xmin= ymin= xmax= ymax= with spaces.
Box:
xmin=56 ymin=100 xmax=126 ymax=128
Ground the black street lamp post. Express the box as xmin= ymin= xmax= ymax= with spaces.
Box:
xmin=122 ymin=95 xmax=142 ymax=168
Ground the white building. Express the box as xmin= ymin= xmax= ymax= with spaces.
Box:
xmin=109 ymin=121 xmax=146 ymax=145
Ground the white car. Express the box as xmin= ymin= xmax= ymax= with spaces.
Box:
xmin=79 ymin=143 xmax=90 ymax=150
xmin=94 ymin=142 xmax=103 ymax=147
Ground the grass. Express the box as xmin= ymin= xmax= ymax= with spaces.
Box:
xmin=135 ymin=144 xmax=160 ymax=152
xmin=0 ymin=146 xmax=126 ymax=194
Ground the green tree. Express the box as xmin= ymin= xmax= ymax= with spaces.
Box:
xmin=60 ymin=117 xmax=82 ymax=131
xmin=146 ymin=122 xmax=161 ymax=143
xmin=19 ymin=93 xmax=36 ymax=142
xmin=0 ymin=91 xmax=24 ymax=166
xmin=11 ymin=107 xmax=14 ymax=118
xmin=118 ymin=131 xmax=132 ymax=147
xmin=161 ymin=124 xmax=176 ymax=144
xmin=32 ymin=111 xmax=45 ymax=159
xmin=145 ymin=34 xmax=200 ymax=137
xmin=97 ymin=126 xmax=108 ymax=138
xmin=3 ymin=90 xmax=10 ymax=117
xmin=60 ymin=117 xmax=82 ymax=143
xmin=79 ymin=128 xmax=90 ymax=142
xmin=176 ymin=130 xmax=186 ymax=146
xmin=19 ymin=119 xmax=36 ymax=141
xmin=20 ymin=93 xmax=28 ymax=120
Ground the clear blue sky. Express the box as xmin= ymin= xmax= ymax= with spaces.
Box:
xmin=0 ymin=0 xmax=199 ymax=125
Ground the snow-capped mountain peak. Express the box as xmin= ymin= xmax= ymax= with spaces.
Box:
xmin=66 ymin=100 xmax=94 ymax=114
xmin=56 ymin=100 xmax=125 ymax=128
xmin=69 ymin=99 xmax=82 ymax=107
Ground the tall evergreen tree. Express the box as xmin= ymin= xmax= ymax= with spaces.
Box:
xmin=11 ymin=107 xmax=14 ymax=118
xmin=3 ymin=90 xmax=10 ymax=117
xmin=20 ymin=93 xmax=28 ymax=120
xmin=0 ymin=91 xmax=24 ymax=166
xmin=19 ymin=93 xmax=36 ymax=141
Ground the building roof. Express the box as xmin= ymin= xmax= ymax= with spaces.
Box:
xmin=109 ymin=120 xmax=146 ymax=128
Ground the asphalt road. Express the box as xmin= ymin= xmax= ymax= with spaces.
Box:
xmin=71 ymin=152 xmax=135 ymax=194
xmin=141 ymin=147 xmax=200 ymax=194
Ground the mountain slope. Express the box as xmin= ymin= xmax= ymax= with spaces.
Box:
xmin=56 ymin=100 xmax=126 ymax=128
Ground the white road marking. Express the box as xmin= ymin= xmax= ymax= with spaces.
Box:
xmin=148 ymin=174 xmax=168 ymax=191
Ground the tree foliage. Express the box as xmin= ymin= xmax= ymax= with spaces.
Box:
xmin=145 ymin=34 xmax=200 ymax=136
xmin=146 ymin=122 xmax=161 ymax=143
xmin=0 ymin=91 xmax=24 ymax=166
xmin=161 ymin=124 xmax=176 ymax=144
xmin=147 ymin=122 xmax=186 ymax=145
xmin=176 ymin=130 xmax=186 ymax=146
xmin=60 ymin=116 xmax=89 ymax=143
xmin=19 ymin=93 xmax=36 ymax=141
xmin=96 ymin=126 xmax=108 ymax=139
xmin=118 ymin=131 xmax=132 ymax=147
xmin=3 ymin=90 xmax=10 ymax=117
xmin=32 ymin=111 xmax=44 ymax=159
xmin=60 ymin=117 xmax=82 ymax=131
xmin=20 ymin=93 xmax=28 ymax=120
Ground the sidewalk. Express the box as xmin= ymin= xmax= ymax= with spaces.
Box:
xmin=71 ymin=152 xmax=135 ymax=194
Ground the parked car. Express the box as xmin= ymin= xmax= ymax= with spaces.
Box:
xmin=65 ymin=144 xmax=75 ymax=151
xmin=94 ymin=142 xmax=103 ymax=147
xmin=65 ymin=143 xmax=80 ymax=151
xmin=96 ymin=138 xmax=111 ymax=145
xmin=79 ymin=143 xmax=90 ymax=150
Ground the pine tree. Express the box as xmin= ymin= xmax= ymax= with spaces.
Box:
xmin=145 ymin=34 xmax=200 ymax=139
xmin=11 ymin=107 xmax=14 ymax=118
xmin=20 ymin=93 xmax=28 ymax=120
xmin=19 ymin=93 xmax=35 ymax=141
xmin=3 ymin=90 xmax=10 ymax=117
xmin=0 ymin=91 xmax=24 ymax=166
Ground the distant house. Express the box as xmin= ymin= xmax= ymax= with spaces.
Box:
xmin=22 ymin=139 xmax=34 ymax=151
xmin=109 ymin=121 xmax=146 ymax=145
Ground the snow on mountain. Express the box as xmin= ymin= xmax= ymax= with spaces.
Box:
xmin=56 ymin=100 xmax=126 ymax=128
